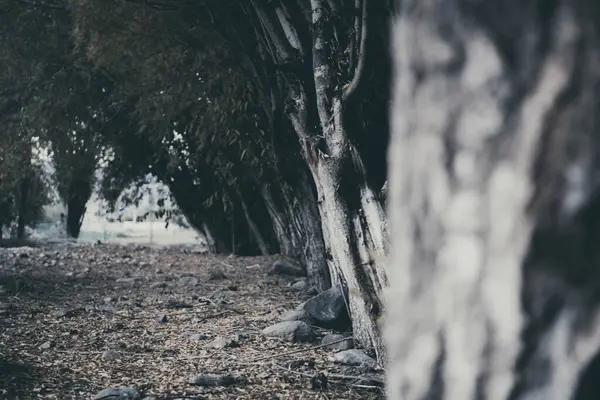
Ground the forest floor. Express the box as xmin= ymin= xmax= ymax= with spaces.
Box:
xmin=0 ymin=241 xmax=383 ymax=400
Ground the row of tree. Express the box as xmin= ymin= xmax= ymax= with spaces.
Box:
xmin=5 ymin=1 xmax=600 ymax=397
xmin=0 ymin=0 xmax=391 ymax=357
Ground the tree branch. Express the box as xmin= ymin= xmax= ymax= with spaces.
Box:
xmin=342 ymin=0 xmax=368 ymax=103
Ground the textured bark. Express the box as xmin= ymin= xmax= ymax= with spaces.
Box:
xmin=228 ymin=0 xmax=392 ymax=358
xmin=386 ymin=0 xmax=600 ymax=399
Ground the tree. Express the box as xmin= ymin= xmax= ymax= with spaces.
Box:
xmin=0 ymin=0 xmax=90 ymax=239
xmin=69 ymin=0 xmax=332 ymax=288
xmin=0 ymin=132 xmax=50 ymax=239
xmin=205 ymin=0 xmax=394 ymax=359
xmin=11 ymin=0 xmax=387 ymax=356
xmin=386 ymin=0 xmax=600 ymax=398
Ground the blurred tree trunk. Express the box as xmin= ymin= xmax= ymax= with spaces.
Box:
xmin=386 ymin=0 xmax=600 ymax=399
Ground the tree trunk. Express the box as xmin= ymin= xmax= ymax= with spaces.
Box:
xmin=66 ymin=199 xmax=86 ymax=238
xmin=260 ymin=178 xmax=331 ymax=292
xmin=386 ymin=1 xmax=600 ymax=399
xmin=207 ymin=0 xmax=392 ymax=355
xmin=16 ymin=178 xmax=29 ymax=239
xmin=285 ymin=0 xmax=389 ymax=358
xmin=239 ymin=195 xmax=271 ymax=256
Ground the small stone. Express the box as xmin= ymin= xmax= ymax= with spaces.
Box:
xmin=321 ymin=333 xmax=354 ymax=350
xmin=156 ymin=315 xmax=168 ymax=323
xmin=267 ymin=259 xmax=305 ymax=277
xmin=306 ymin=287 xmax=319 ymax=296
xmin=93 ymin=387 xmax=141 ymax=400
xmin=55 ymin=308 xmax=79 ymax=318
xmin=39 ymin=341 xmax=52 ymax=350
xmin=150 ymin=281 xmax=167 ymax=289
xmin=311 ymin=373 xmax=328 ymax=390
xmin=177 ymin=276 xmax=199 ymax=287
xmin=116 ymin=277 xmax=136 ymax=285
xmin=280 ymin=309 xmax=312 ymax=323
xmin=184 ymin=332 xmax=210 ymax=341
xmin=208 ymin=336 xmax=238 ymax=349
xmin=188 ymin=373 xmax=235 ymax=387
xmin=261 ymin=321 xmax=315 ymax=343
xmin=166 ymin=300 xmax=193 ymax=309
xmin=208 ymin=268 xmax=227 ymax=281
xmin=333 ymin=349 xmax=376 ymax=368
xmin=302 ymin=286 xmax=351 ymax=330
xmin=232 ymin=332 xmax=250 ymax=343
xmin=290 ymin=279 xmax=308 ymax=291
xmin=103 ymin=297 xmax=114 ymax=304
xmin=101 ymin=350 xmax=120 ymax=360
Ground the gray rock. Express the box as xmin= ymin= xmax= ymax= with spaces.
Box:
xmin=188 ymin=373 xmax=236 ymax=387
xmin=184 ymin=332 xmax=210 ymax=341
xmin=166 ymin=300 xmax=193 ymax=309
xmin=306 ymin=286 xmax=319 ymax=296
xmin=333 ymin=349 xmax=376 ymax=368
xmin=261 ymin=321 xmax=315 ymax=343
xmin=177 ymin=276 xmax=199 ymax=287
xmin=156 ymin=315 xmax=168 ymax=323
xmin=150 ymin=281 xmax=167 ymax=289
xmin=207 ymin=336 xmax=238 ymax=349
xmin=302 ymin=286 xmax=351 ymax=330
xmin=208 ymin=268 xmax=227 ymax=281
xmin=280 ymin=309 xmax=312 ymax=323
xmin=39 ymin=340 xmax=52 ymax=350
xmin=321 ymin=333 xmax=354 ymax=350
xmin=290 ymin=279 xmax=308 ymax=291
xmin=267 ymin=259 xmax=305 ymax=277
xmin=232 ymin=332 xmax=251 ymax=343
xmin=115 ymin=277 xmax=136 ymax=285
xmin=93 ymin=387 xmax=141 ymax=400
xmin=101 ymin=350 xmax=120 ymax=360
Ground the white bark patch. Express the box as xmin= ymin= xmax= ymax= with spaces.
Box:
xmin=315 ymin=38 xmax=325 ymax=50
xmin=562 ymin=161 xmax=588 ymax=216
xmin=412 ymin=19 xmax=455 ymax=68
xmin=310 ymin=0 xmax=324 ymax=24
xmin=314 ymin=65 xmax=328 ymax=80
xmin=453 ymin=151 xmax=479 ymax=186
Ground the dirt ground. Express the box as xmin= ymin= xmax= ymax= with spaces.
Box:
xmin=0 ymin=241 xmax=383 ymax=399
